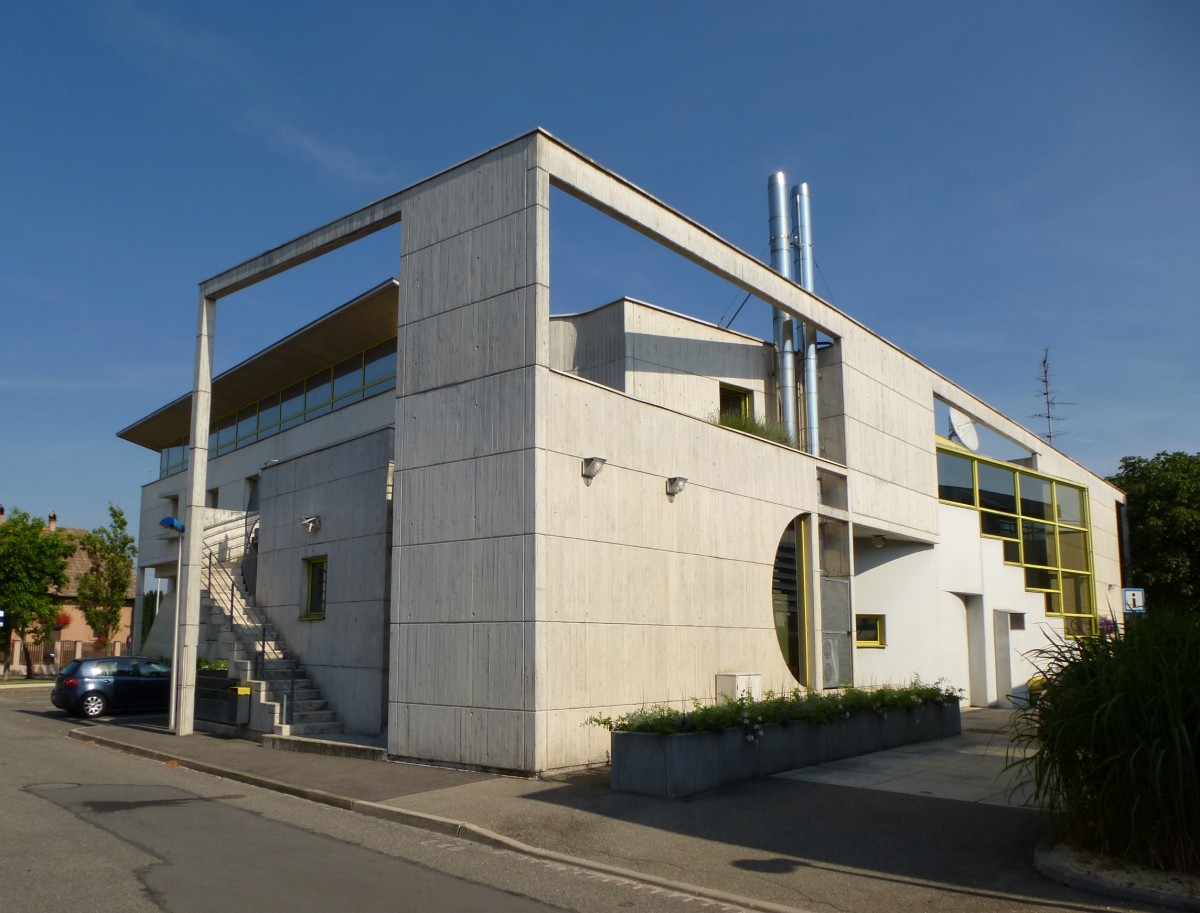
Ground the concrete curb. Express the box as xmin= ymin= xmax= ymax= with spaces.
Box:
xmin=68 ymin=729 xmax=811 ymax=913
xmin=1034 ymin=838 xmax=1200 ymax=912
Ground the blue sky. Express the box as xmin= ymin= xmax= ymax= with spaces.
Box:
xmin=2 ymin=1 xmax=1197 ymax=534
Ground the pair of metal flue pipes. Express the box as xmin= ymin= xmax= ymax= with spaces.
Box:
xmin=768 ymin=174 xmax=819 ymax=454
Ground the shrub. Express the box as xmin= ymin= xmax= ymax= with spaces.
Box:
xmin=712 ymin=411 xmax=795 ymax=447
xmin=1010 ymin=613 xmax=1200 ymax=874
xmin=587 ymin=679 xmax=960 ymax=737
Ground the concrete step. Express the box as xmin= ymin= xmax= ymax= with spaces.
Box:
xmin=291 ymin=709 xmax=338 ymax=724
xmin=261 ymin=734 xmax=386 ymax=761
xmin=270 ymin=688 xmax=320 ymax=702
xmin=290 ymin=699 xmax=327 ymax=713
xmin=260 ymin=670 xmax=308 ymax=683
xmin=281 ymin=721 xmax=344 ymax=737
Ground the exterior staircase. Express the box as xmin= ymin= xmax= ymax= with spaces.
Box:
xmin=200 ymin=514 xmax=343 ymax=738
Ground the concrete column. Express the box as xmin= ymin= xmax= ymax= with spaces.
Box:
xmin=175 ymin=293 xmax=216 ymax=735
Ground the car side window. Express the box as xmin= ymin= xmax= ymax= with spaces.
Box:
xmin=115 ymin=659 xmax=136 ymax=677
xmin=143 ymin=661 xmax=170 ymax=677
xmin=93 ymin=659 xmax=118 ymax=676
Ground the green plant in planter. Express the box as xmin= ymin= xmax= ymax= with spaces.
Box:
xmin=586 ymin=678 xmax=961 ymax=735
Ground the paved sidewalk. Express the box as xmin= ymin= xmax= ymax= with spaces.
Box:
xmin=54 ymin=706 xmax=1185 ymax=913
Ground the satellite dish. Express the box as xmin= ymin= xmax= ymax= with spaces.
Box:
xmin=948 ymin=408 xmax=980 ymax=451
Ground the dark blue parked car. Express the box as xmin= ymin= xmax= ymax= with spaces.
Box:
xmin=51 ymin=656 xmax=171 ymax=718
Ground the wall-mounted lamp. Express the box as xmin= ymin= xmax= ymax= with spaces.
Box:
xmin=581 ymin=457 xmax=606 ymax=484
xmin=666 ymin=477 xmax=688 ymax=497
xmin=262 ymin=459 xmax=279 ymax=470
xmin=872 ymin=535 xmax=885 ymax=549
xmin=300 ymin=516 xmax=321 ymax=533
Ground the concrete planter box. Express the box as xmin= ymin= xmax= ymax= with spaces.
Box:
xmin=610 ymin=701 xmax=961 ymax=798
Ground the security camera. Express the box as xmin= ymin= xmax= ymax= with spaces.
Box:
xmin=300 ymin=516 xmax=321 ymax=533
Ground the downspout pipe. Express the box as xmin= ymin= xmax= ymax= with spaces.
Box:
xmin=792 ymin=182 xmax=820 ymax=456
xmin=768 ymin=173 xmax=798 ymax=444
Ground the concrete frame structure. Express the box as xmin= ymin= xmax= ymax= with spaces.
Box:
xmin=120 ymin=129 xmax=1124 ymax=772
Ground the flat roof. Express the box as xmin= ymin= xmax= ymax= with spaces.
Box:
xmin=117 ymin=279 xmax=398 ymax=451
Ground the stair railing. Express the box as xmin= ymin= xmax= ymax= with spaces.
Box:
xmin=200 ymin=513 xmax=299 ymax=729
xmin=199 ymin=512 xmax=260 ymax=627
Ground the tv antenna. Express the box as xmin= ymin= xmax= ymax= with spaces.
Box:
xmin=1032 ymin=347 xmax=1073 ymax=442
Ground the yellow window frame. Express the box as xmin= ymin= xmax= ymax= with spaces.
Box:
xmin=855 ymin=614 xmax=886 ymax=648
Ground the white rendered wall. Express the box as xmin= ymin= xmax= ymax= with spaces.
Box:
xmin=853 ymin=505 xmax=1053 ymax=707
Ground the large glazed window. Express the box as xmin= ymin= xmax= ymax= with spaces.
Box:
xmin=936 ymin=444 xmax=1096 ymax=633
xmin=160 ymin=338 xmax=398 ymax=478
xmin=772 ymin=517 xmax=808 ymax=686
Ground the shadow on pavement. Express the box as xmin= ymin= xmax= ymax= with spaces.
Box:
xmin=515 ymin=765 xmax=1152 ymax=912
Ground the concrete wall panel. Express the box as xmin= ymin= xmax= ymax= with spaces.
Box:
xmin=400 ymin=288 xmax=531 ymax=395
xmin=397 ymin=370 xmax=532 ymax=470
xmin=396 ymin=536 xmax=530 ymax=624
xmin=400 ymin=211 xmax=532 ymax=327
xmin=393 ymin=621 xmax=527 ymax=709
xmin=391 ymin=702 xmax=526 ymax=770
xmin=398 ymin=450 xmax=531 ymax=546
xmin=400 ymin=142 xmax=533 ymax=253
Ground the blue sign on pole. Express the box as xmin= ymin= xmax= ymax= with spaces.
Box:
xmin=1122 ymin=588 xmax=1146 ymax=613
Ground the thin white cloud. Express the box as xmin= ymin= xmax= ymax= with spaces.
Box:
xmin=241 ymin=108 xmax=394 ymax=186
xmin=103 ymin=1 xmax=395 ymax=186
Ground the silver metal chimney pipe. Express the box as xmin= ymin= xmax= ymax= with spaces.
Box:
xmin=768 ymin=173 xmax=798 ymax=443
xmin=791 ymin=182 xmax=820 ymax=456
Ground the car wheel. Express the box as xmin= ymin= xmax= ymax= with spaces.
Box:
xmin=80 ymin=693 xmax=107 ymax=719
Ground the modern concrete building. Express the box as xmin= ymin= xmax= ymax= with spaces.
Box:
xmin=119 ymin=129 xmax=1124 ymax=774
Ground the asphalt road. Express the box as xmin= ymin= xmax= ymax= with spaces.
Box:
xmin=0 ymin=688 xmax=744 ymax=913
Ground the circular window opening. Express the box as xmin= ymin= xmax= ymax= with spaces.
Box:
xmin=772 ymin=516 xmax=808 ymax=686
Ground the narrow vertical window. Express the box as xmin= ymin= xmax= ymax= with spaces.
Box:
xmin=305 ymin=558 xmax=327 ymax=618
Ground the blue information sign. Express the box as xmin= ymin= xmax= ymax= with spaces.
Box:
xmin=1122 ymin=588 xmax=1146 ymax=613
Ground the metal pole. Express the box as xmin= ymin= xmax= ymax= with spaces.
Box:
xmin=768 ymin=173 xmax=798 ymax=442
xmin=791 ymin=182 xmax=820 ymax=456
xmin=168 ymin=535 xmax=181 ymax=732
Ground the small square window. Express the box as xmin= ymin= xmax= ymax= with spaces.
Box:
xmin=719 ymin=384 xmax=751 ymax=420
xmin=855 ymin=614 xmax=886 ymax=647
xmin=1009 ymin=613 xmax=1026 ymax=631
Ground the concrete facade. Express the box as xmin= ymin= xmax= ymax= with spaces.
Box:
xmin=120 ymin=130 xmax=1125 ymax=774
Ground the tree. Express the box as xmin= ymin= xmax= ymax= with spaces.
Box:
xmin=77 ymin=504 xmax=137 ymax=651
xmin=141 ymin=588 xmax=163 ymax=644
xmin=1109 ymin=452 xmax=1200 ymax=613
xmin=0 ymin=509 xmax=75 ymax=679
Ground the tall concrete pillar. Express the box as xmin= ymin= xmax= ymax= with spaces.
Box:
xmin=176 ymin=293 xmax=216 ymax=735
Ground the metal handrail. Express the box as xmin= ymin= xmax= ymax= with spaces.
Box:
xmin=198 ymin=511 xmax=259 ymax=626
xmin=199 ymin=511 xmax=296 ymax=729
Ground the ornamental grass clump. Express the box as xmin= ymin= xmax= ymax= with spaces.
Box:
xmin=587 ymin=678 xmax=959 ymax=735
xmin=1010 ymin=612 xmax=1200 ymax=875
xmin=712 ymin=411 xmax=795 ymax=447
